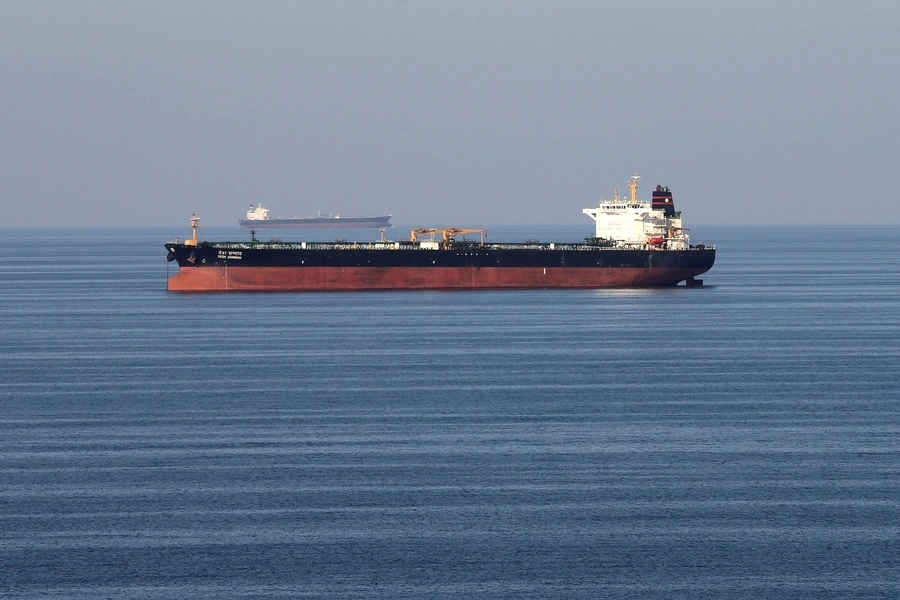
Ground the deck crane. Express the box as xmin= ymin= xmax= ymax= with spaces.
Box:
xmin=410 ymin=228 xmax=487 ymax=246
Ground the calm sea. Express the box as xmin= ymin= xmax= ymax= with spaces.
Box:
xmin=1 ymin=225 xmax=898 ymax=599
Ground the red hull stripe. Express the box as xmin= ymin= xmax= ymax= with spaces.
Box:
xmin=168 ymin=266 xmax=704 ymax=292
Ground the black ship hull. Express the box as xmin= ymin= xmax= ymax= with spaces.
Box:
xmin=165 ymin=241 xmax=715 ymax=292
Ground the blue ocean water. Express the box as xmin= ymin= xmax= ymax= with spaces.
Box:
xmin=1 ymin=225 xmax=899 ymax=599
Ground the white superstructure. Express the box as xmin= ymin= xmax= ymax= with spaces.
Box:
xmin=582 ymin=175 xmax=690 ymax=250
xmin=244 ymin=204 xmax=270 ymax=221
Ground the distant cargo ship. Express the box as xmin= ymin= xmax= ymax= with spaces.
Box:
xmin=239 ymin=204 xmax=392 ymax=229
xmin=167 ymin=175 xmax=714 ymax=292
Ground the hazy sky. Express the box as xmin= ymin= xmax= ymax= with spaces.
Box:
xmin=2 ymin=1 xmax=898 ymax=227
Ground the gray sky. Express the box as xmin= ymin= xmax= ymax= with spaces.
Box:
xmin=2 ymin=0 xmax=898 ymax=227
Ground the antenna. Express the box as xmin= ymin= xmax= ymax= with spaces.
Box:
xmin=628 ymin=174 xmax=640 ymax=203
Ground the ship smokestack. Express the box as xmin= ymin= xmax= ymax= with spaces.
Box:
xmin=652 ymin=185 xmax=675 ymax=217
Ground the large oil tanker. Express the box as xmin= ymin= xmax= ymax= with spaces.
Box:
xmin=166 ymin=175 xmax=714 ymax=292
xmin=239 ymin=204 xmax=392 ymax=229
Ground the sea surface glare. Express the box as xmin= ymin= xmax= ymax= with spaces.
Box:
xmin=1 ymin=225 xmax=899 ymax=599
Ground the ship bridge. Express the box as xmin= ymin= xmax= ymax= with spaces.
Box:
xmin=583 ymin=175 xmax=690 ymax=249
